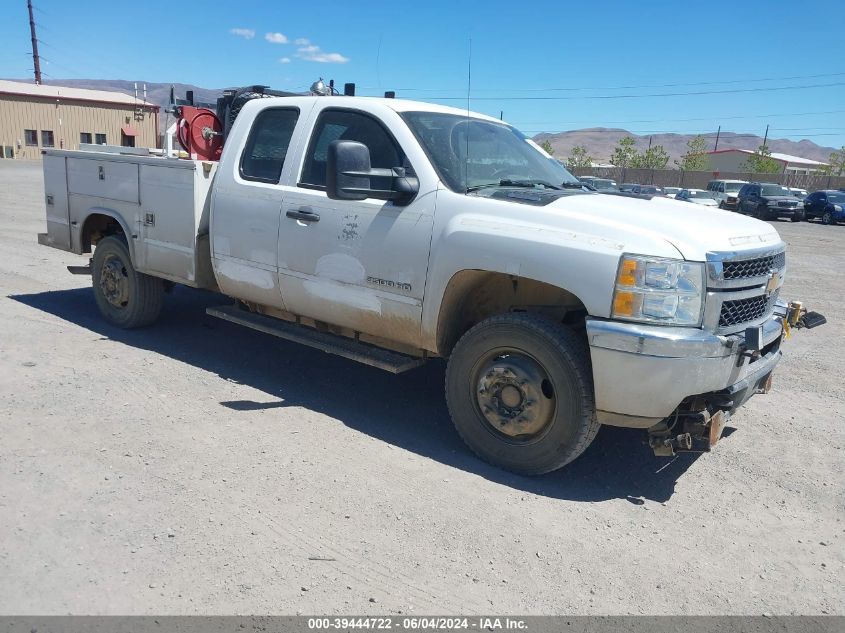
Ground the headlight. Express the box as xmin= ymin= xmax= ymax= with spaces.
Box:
xmin=835 ymin=205 xmax=843 ymax=212
xmin=611 ymin=255 xmax=705 ymax=326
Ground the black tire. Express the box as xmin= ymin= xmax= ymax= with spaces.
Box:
xmin=756 ymin=204 xmax=770 ymax=220
xmin=821 ymin=211 xmax=833 ymax=225
xmin=718 ymin=202 xmax=727 ymax=210
xmin=791 ymin=212 xmax=803 ymax=222
xmin=445 ymin=313 xmax=599 ymax=475
xmin=92 ymin=235 xmax=164 ymax=328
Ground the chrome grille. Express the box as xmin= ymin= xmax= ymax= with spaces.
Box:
xmin=722 ymin=252 xmax=786 ymax=280
xmin=718 ymin=294 xmax=775 ymax=328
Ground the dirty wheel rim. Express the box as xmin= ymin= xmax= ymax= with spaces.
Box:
xmin=99 ymin=254 xmax=130 ymax=308
xmin=471 ymin=348 xmax=557 ymax=443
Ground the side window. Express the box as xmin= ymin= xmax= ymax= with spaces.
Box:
xmin=239 ymin=108 xmax=300 ymax=184
xmin=718 ymin=183 xmax=725 ymax=193
xmin=300 ymin=109 xmax=406 ymax=190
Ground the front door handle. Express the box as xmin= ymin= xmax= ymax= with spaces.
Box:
xmin=286 ymin=209 xmax=320 ymax=223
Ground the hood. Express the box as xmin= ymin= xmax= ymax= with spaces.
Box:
xmin=540 ymin=192 xmax=781 ymax=261
xmin=763 ymin=195 xmax=799 ymax=203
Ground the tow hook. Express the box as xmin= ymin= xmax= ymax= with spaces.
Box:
xmin=648 ymin=410 xmax=728 ymax=457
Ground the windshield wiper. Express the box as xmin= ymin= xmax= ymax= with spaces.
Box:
xmin=466 ymin=179 xmax=563 ymax=193
xmin=560 ymin=181 xmax=590 ymax=190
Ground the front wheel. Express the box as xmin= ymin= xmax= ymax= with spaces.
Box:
xmin=821 ymin=211 xmax=833 ymax=225
xmin=791 ymin=212 xmax=804 ymax=222
xmin=445 ymin=313 xmax=599 ymax=475
xmin=92 ymin=235 xmax=165 ymax=328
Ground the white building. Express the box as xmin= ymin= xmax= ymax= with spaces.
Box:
xmin=705 ymin=149 xmax=828 ymax=175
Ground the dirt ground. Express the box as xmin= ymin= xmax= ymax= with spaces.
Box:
xmin=0 ymin=160 xmax=842 ymax=615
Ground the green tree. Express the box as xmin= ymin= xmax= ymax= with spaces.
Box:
xmin=610 ymin=136 xmax=638 ymax=168
xmin=540 ymin=140 xmax=555 ymax=155
xmin=742 ymin=145 xmax=782 ymax=173
xmin=632 ymin=144 xmax=670 ymax=169
xmin=675 ymin=135 xmax=709 ymax=171
xmin=567 ymin=145 xmax=593 ymax=170
xmin=821 ymin=147 xmax=845 ymax=176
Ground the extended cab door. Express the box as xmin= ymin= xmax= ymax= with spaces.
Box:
xmin=276 ymin=105 xmax=436 ymax=348
xmin=210 ymin=105 xmax=307 ymax=309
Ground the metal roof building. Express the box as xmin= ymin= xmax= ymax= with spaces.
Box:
xmin=705 ymin=148 xmax=828 ymax=175
xmin=0 ymin=80 xmax=159 ymax=160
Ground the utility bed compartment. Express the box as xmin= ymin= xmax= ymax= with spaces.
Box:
xmin=38 ymin=148 xmax=218 ymax=289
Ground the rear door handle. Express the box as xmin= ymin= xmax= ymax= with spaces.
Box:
xmin=286 ymin=209 xmax=320 ymax=223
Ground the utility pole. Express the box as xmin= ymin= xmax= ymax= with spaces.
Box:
xmin=27 ymin=0 xmax=41 ymax=84
xmin=713 ymin=125 xmax=721 ymax=152
xmin=762 ymin=124 xmax=769 ymax=148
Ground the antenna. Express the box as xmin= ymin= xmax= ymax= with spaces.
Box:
xmin=464 ymin=38 xmax=472 ymax=193
xmin=27 ymin=0 xmax=41 ymax=84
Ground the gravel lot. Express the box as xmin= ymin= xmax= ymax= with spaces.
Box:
xmin=0 ymin=160 xmax=842 ymax=615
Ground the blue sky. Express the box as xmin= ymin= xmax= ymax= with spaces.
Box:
xmin=2 ymin=0 xmax=844 ymax=149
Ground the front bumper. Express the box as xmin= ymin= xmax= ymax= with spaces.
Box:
xmin=586 ymin=309 xmax=784 ymax=428
xmin=769 ymin=205 xmax=800 ymax=218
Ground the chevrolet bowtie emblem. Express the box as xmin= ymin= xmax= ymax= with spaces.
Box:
xmin=766 ymin=270 xmax=780 ymax=294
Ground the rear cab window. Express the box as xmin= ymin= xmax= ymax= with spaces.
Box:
xmin=239 ymin=108 xmax=300 ymax=184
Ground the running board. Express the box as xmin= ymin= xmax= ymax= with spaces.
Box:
xmin=206 ymin=305 xmax=426 ymax=374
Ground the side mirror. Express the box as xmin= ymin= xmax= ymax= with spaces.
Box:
xmin=326 ymin=140 xmax=419 ymax=205
xmin=326 ymin=140 xmax=371 ymax=201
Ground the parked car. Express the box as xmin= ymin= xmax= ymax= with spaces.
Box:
xmin=737 ymin=182 xmax=804 ymax=221
xmin=631 ymin=185 xmax=666 ymax=196
xmin=789 ymin=187 xmax=808 ymax=201
xmin=578 ymin=176 xmax=618 ymax=191
xmin=706 ymin=179 xmax=747 ymax=211
xmin=804 ymin=190 xmax=845 ymax=224
xmin=663 ymin=186 xmax=682 ymax=198
xmin=675 ymin=189 xmax=718 ymax=207
xmin=618 ymin=183 xmax=637 ymax=192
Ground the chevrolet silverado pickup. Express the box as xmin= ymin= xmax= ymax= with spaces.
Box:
xmin=36 ymin=92 xmax=824 ymax=474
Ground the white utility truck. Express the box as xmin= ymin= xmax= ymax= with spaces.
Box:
xmin=36 ymin=89 xmax=824 ymax=474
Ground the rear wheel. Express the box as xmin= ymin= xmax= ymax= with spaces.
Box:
xmin=92 ymin=235 xmax=164 ymax=328
xmin=445 ymin=313 xmax=599 ymax=475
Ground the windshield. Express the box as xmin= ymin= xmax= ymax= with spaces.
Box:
xmin=828 ymin=193 xmax=845 ymax=204
xmin=401 ymin=112 xmax=579 ymax=193
xmin=591 ymin=179 xmax=616 ymax=189
xmin=724 ymin=182 xmax=743 ymax=192
xmin=689 ymin=190 xmax=713 ymax=198
xmin=761 ymin=185 xmax=792 ymax=197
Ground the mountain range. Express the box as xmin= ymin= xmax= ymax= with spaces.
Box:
xmin=9 ymin=78 xmax=839 ymax=164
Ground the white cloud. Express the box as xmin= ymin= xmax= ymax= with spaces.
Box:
xmin=279 ymin=57 xmax=291 ymax=64
xmin=265 ymin=32 xmax=289 ymax=44
xmin=229 ymin=28 xmax=255 ymax=39
xmin=294 ymin=38 xmax=310 ymax=46
xmin=296 ymin=43 xmax=349 ymax=63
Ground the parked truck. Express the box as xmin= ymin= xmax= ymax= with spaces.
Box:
xmin=36 ymin=91 xmax=825 ymax=474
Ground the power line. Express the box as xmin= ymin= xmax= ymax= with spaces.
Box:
xmin=509 ymin=109 xmax=845 ymax=126
xmin=386 ymin=71 xmax=845 ymax=93
xmin=413 ymin=81 xmax=845 ymax=101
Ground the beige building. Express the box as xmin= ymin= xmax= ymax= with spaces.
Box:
xmin=0 ymin=80 xmax=159 ymax=160
xmin=705 ymin=148 xmax=828 ymax=175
